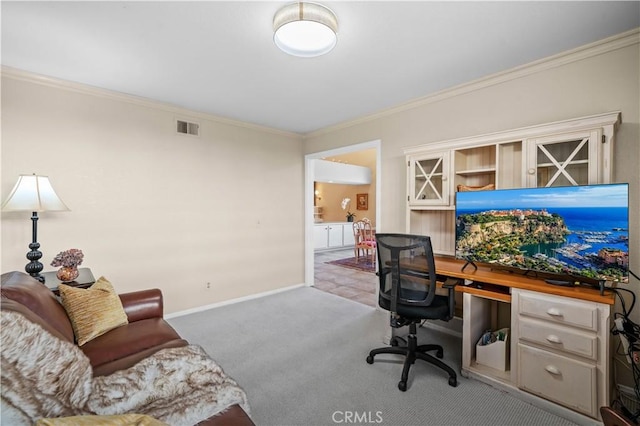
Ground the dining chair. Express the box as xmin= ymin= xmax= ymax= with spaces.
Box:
xmin=353 ymin=220 xmax=376 ymax=264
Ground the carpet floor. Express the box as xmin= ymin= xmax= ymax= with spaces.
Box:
xmin=326 ymin=256 xmax=376 ymax=273
xmin=168 ymin=287 xmax=578 ymax=426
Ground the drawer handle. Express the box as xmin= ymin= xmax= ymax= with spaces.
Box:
xmin=545 ymin=365 xmax=561 ymax=375
xmin=546 ymin=308 xmax=563 ymax=317
xmin=546 ymin=335 xmax=562 ymax=344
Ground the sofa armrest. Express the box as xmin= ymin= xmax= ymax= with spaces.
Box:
xmin=119 ymin=289 xmax=163 ymax=322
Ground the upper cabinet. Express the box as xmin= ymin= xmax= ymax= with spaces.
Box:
xmin=407 ymin=151 xmax=449 ymax=206
xmin=526 ymin=129 xmax=602 ymax=187
xmin=404 ymin=112 xmax=621 ymax=255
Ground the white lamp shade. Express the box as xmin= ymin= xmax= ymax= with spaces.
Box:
xmin=273 ymin=2 xmax=338 ymax=58
xmin=2 ymin=174 xmax=69 ymax=212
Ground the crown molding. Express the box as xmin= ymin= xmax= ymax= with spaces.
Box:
xmin=304 ymin=28 xmax=640 ymax=139
xmin=0 ymin=66 xmax=301 ymax=139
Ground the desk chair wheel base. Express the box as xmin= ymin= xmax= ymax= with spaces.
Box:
xmin=366 ymin=325 xmax=458 ymax=391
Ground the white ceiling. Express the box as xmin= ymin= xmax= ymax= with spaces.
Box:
xmin=2 ymin=1 xmax=639 ymax=134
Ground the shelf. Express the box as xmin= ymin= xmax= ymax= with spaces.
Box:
xmin=468 ymin=361 xmax=511 ymax=384
xmin=455 ymin=167 xmax=497 ymax=176
xmin=459 ymin=283 xmax=512 ymax=303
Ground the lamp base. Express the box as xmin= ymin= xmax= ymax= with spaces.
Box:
xmin=25 ymin=241 xmax=45 ymax=283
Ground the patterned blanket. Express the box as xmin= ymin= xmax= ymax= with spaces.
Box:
xmin=1 ymin=310 xmax=249 ymax=425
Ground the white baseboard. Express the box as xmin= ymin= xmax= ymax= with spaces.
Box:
xmin=165 ymin=283 xmax=306 ymax=319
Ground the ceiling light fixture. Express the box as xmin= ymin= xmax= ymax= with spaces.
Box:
xmin=273 ymin=2 xmax=338 ymax=58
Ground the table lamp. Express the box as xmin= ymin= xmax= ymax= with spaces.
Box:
xmin=1 ymin=174 xmax=69 ymax=282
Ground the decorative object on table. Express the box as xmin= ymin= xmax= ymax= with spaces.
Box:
xmin=341 ymin=197 xmax=355 ymax=222
xmin=356 ymin=193 xmax=368 ymax=210
xmin=1 ymin=174 xmax=69 ymax=283
xmin=51 ymin=248 xmax=84 ymax=283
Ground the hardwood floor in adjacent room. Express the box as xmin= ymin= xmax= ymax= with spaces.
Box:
xmin=314 ymin=248 xmax=377 ymax=307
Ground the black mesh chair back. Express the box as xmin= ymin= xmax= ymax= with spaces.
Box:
xmin=376 ymin=233 xmax=437 ymax=313
xmin=367 ymin=233 xmax=458 ymax=391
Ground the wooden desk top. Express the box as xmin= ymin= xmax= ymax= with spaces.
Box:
xmin=405 ymin=256 xmax=615 ymax=305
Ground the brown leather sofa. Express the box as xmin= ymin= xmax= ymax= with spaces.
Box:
xmin=1 ymin=271 xmax=253 ymax=426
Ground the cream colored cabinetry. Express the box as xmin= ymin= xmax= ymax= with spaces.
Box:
xmin=313 ymin=223 xmax=355 ymax=250
xmin=512 ymin=289 xmax=611 ymax=419
xmin=461 ymin=287 xmax=611 ymax=422
xmin=527 ymin=129 xmax=603 ymax=187
xmin=407 ymin=151 xmax=449 ymax=206
xmin=404 ymin=112 xmax=620 ymax=256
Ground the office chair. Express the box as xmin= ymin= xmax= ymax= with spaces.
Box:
xmin=366 ymin=233 xmax=458 ymax=391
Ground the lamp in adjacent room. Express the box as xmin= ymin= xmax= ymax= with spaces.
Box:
xmin=273 ymin=2 xmax=338 ymax=57
xmin=1 ymin=174 xmax=69 ymax=282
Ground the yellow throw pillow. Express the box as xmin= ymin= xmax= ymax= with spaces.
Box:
xmin=59 ymin=276 xmax=128 ymax=346
xmin=36 ymin=414 xmax=167 ymax=425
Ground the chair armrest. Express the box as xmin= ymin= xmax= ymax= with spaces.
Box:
xmin=119 ymin=289 xmax=163 ymax=322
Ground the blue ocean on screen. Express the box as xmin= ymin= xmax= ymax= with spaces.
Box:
xmin=457 ymin=205 xmax=629 ymax=279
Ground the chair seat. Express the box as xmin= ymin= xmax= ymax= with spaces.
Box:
xmin=379 ymin=293 xmax=449 ymax=321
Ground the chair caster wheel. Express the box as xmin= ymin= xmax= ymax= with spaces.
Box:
xmin=436 ymin=349 xmax=443 ymax=358
xmin=366 ymin=355 xmax=374 ymax=364
xmin=398 ymin=381 xmax=407 ymax=392
xmin=448 ymin=377 xmax=458 ymax=387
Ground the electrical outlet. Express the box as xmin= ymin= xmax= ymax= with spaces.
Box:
xmin=206 ymin=282 xmax=211 ymax=289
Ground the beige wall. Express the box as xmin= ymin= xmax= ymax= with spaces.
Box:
xmin=303 ymin=33 xmax=640 ymax=317
xmin=1 ymin=71 xmax=305 ymax=314
xmin=315 ymin=149 xmax=377 ymax=224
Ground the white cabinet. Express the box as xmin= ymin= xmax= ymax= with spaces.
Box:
xmin=526 ymin=129 xmax=602 ymax=187
xmin=461 ymin=286 xmax=611 ymax=422
xmin=314 ymin=223 xmax=355 ymax=250
xmin=404 ymin=112 xmax=621 ymax=256
xmin=328 ymin=225 xmax=343 ymax=248
xmin=407 ymin=151 xmax=449 ymax=206
xmin=343 ymin=224 xmax=356 ymax=246
xmin=512 ymin=289 xmax=610 ymax=419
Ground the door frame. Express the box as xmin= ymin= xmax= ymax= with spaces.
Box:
xmin=304 ymin=139 xmax=382 ymax=286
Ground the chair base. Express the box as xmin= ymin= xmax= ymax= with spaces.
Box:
xmin=366 ymin=323 xmax=458 ymax=391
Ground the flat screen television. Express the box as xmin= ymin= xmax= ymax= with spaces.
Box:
xmin=455 ymin=183 xmax=629 ymax=285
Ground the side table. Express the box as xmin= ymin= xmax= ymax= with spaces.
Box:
xmin=42 ymin=268 xmax=95 ymax=295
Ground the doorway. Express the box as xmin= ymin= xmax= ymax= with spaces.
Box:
xmin=304 ymin=140 xmax=381 ymax=305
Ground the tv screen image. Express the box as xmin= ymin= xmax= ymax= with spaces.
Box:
xmin=455 ymin=183 xmax=629 ymax=284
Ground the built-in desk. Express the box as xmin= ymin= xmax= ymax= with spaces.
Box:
xmin=432 ymin=256 xmax=614 ymax=304
xmin=404 ymin=256 xmax=614 ymax=424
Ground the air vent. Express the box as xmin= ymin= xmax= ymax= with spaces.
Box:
xmin=176 ymin=119 xmax=199 ymax=136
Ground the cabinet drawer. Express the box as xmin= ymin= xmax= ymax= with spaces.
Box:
xmin=518 ymin=317 xmax=597 ymax=360
xmin=518 ymin=344 xmax=597 ymax=417
xmin=518 ymin=291 xmax=598 ymax=331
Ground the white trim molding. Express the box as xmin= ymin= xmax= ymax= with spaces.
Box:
xmin=0 ymin=66 xmax=300 ymax=139
xmin=306 ymin=28 xmax=639 ymax=139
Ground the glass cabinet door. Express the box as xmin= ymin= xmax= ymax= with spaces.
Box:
xmin=408 ymin=151 xmax=449 ymax=205
xmin=526 ymin=130 xmax=600 ymax=187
